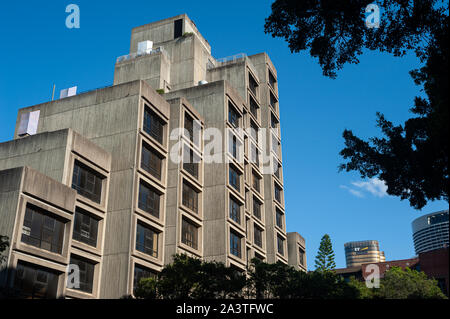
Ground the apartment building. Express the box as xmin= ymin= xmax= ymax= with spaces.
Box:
xmin=0 ymin=14 xmax=306 ymax=299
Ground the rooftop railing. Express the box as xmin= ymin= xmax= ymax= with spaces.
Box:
xmin=116 ymin=46 xmax=169 ymax=64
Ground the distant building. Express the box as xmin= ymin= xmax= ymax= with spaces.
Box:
xmin=412 ymin=210 xmax=449 ymax=254
xmin=287 ymin=232 xmax=307 ymax=271
xmin=344 ymin=240 xmax=385 ymax=268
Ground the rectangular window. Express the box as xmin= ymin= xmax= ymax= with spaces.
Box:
xmin=250 ymin=121 xmax=259 ymax=143
xmin=269 ymin=91 xmax=278 ymax=111
xmin=72 ymin=161 xmax=103 ymax=204
xmin=181 ymin=218 xmax=198 ymax=249
xmin=230 ymin=231 xmax=242 ymax=258
xmin=229 ymin=135 xmax=239 ymax=159
xmin=174 ymin=19 xmax=183 ymax=39
xmin=248 ymin=73 xmax=258 ymax=97
xmin=299 ymin=248 xmax=305 ymax=266
xmin=183 ymin=146 xmax=199 ymax=179
xmin=251 ymin=144 xmax=260 ymax=166
xmin=271 ymin=113 xmax=279 ymax=130
xmin=273 ymin=160 xmax=281 ymax=179
xmin=268 ymin=70 xmax=277 ymax=90
xmin=143 ymin=106 xmax=164 ymax=144
xmin=274 ymin=183 xmax=282 ymax=203
xmin=14 ymin=261 xmax=58 ymax=299
xmin=254 ymin=226 xmax=263 ymax=248
xmin=69 ymin=256 xmax=95 ymax=294
xmin=184 ymin=113 xmax=194 ymax=143
xmin=253 ymin=197 xmax=261 ymax=220
xmin=133 ymin=265 xmax=156 ymax=292
xmin=138 ymin=182 xmax=160 ymax=218
xmin=229 ymin=196 xmax=241 ymax=224
xmin=277 ymin=235 xmax=284 ymax=255
xmin=229 ymin=166 xmax=240 ymax=191
xmin=73 ymin=208 xmax=99 ymax=247
xmin=252 ymin=172 xmax=260 ymax=192
xmin=136 ymin=223 xmax=158 ymax=258
xmin=250 ymin=97 xmax=258 ymax=120
xmin=228 ymin=102 xmax=240 ymax=128
xmin=276 ymin=209 xmax=283 ymax=229
xmin=141 ymin=143 xmax=162 ymax=180
xmin=182 ymin=181 xmax=198 ymax=213
xmin=21 ymin=204 xmax=64 ymax=254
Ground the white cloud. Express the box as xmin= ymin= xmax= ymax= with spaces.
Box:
xmin=351 ymin=178 xmax=388 ymax=198
xmin=340 ymin=178 xmax=388 ymax=198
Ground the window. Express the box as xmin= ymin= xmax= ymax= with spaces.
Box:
xmin=272 ymin=135 xmax=280 ymax=156
xmin=248 ymin=72 xmax=258 ymax=97
xmin=250 ymin=121 xmax=259 ymax=143
xmin=269 ymin=91 xmax=278 ymax=111
xmin=228 ymin=102 xmax=240 ymax=128
xmin=271 ymin=113 xmax=279 ymax=130
xmin=136 ymin=223 xmax=158 ymax=258
xmin=69 ymin=256 xmax=95 ymax=294
xmin=268 ymin=70 xmax=277 ymax=89
xmin=229 ymin=135 xmax=240 ymax=159
xmin=230 ymin=231 xmax=242 ymax=258
xmin=252 ymin=172 xmax=260 ymax=192
xmin=253 ymin=197 xmax=261 ymax=220
xmin=249 ymin=95 xmax=258 ymax=119
xmin=229 ymin=165 xmax=240 ymax=191
xmin=274 ymin=183 xmax=282 ymax=203
xmin=276 ymin=209 xmax=283 ymax=229
xmin=14 ymin=261 xmax=58 ymax=299
xmin=133 ymin=265 xmax=156 ymax=292
xmin=273 ymin=160 xmax=281 ymax=179
xmin=138 ymin=181 xmax=160 ymax=218
xmin=174 ymin=19 xmax=183 ymax=39
xmin=141 ymin=143 xmax=162 ymax=180
xmin=254 ymin=226 xmax=263 ymax=248
xmin=277 ymin=235 xmax=284 ymax=255
xmin=21 ymin=204 xmax=64 ymax=254
xmin=299 ymin=248 xmax=305 ymax=266
xmin=184 ymin=113 xmax=194 ymax=143
xmin=229 ymin=196 xmax=241 ymax=224
xmin=143 ymin=106 xmax=164 ymax=144
xmin=182 ymin=181 xmax=198 ymax=213
xmin=183 ymin=146 xmax=199 ymax=179
xmin=72 ymin=161 xmax=103 ymax=204
xmin=181 ymin=218 xmax=198 ymax=249
xmin=250 ymin=143 xmax=259 ymax=166
xmin=73 ymin=208 xmax=99 ymax=247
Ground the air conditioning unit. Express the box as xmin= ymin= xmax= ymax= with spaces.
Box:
xmin=60 ymin=86 xmax=77 ymax=99
xmin=137 ymin=40 xmax=153 ymax=55
xmin=17 ymin=110 xmax=40 ymax=136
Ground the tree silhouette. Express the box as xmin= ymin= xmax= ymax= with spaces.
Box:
xmin=315 ymin=234 xmax=336 ymax=271
xmin=265 ymin=0 xmax=448 ymax=209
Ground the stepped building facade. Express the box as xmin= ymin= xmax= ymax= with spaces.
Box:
xmin=0 ymin=14 xmax=306 ymax=298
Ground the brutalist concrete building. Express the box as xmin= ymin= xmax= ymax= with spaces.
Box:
xmin=0 ymin=14 xmax=306 ymax=298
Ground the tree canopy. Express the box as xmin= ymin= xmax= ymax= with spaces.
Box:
xmin=265 ymin=0 xmax=449 ymax=209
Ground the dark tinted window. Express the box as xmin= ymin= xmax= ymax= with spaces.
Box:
xmin=181 ymin=218 xmax=198 ymax=249
xmin=143 ymin=106 xmax=164 ymax=144
xmin=183 ymin=146 xmax=199 ymax=179
xmin=182 ymin=182 xmax=198 ymax=213
xmin=138 ymin=182 xmax=160 ymax=218
xmin=14 ymin=261 xmax=59 ymax=299
xmin=276 ymin=209 xmax=283 ymax=229
xmin=72 ymin=161 xmax=103 ymax=204
xmin=254 ymin=226 xmax=262 ymax=248
xmin=253 ymin=197 xmax=261 ymax=220
xmin=21 ymin=204 xmax=64 ymax=254
xmin=228 ymin=102 xmax=240 ymax=128
xmin=136 ymin=223 xmax=158 ymax=258
xmin=73 ymin=208 xmax=98 ymax=247
xmin=70 ymin=256 xmax=95 ymax=294
xmin=230 ymin=196 xmax=241 ymax=224
xmin=174 ymin=19 xmax=183 ymax=38
xmin=141 ymin=143 xmax=162 ymax=180
xmin=229 ymin=166 xmax=240 ymax=191
xmin=133 ymin=265 xmax=156 ymax=293
xmin=230 ymin=231 xmax=242 ymax=258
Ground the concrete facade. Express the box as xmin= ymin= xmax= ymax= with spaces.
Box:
xmin=0 ymin=14 xmax=306 ymax=298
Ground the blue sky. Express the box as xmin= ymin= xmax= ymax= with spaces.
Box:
xmin=0 ymin=1 xmax=447 ymax=270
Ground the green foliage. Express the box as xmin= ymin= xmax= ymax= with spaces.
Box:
xmin=315 ymin=234 xmax=336 ymax=271
xmin=265 ymin=0 xmax=449 ymax=209
xmin=182 ymin=32 xmax=194 ymax=37
xmin=348 ymin=267 xmax=447 ymax=299
xmin=134 ymin=254 xmax=246 ymax=299
xmin=156 ymin=89 xmax=165 ymax=94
